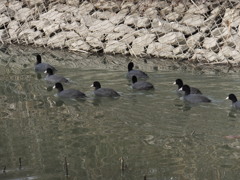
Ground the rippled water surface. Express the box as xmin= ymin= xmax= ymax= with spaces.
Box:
xmin=1 ymin=46 xmax=240 ymax=180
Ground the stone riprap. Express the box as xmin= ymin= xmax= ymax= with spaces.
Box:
xmin=0 ymin=0 xmax=239 ymax=64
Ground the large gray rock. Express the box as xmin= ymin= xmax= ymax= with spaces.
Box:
xmin=220 ymin=46 xmax=240 ymax=61
xmin=130 ymin=34 xmax=156 ymax=56
xmin=158 ymin=32 xmax=186 ymax=45
xmin=174 ymin=3 xmax=186 ymax=14
xmin=23 ymin=0 xmax=44 ymax=7
xmin=114 ymin=24 xmax=135 ymax=34
xmin=120 ymin=34 xmax=135 ymax=45
xmin=9 ymin=1 xmax=23 ymax=12
xmin=94 ymin=1 xmax=119 ymax=12
xmin=43 ymin=23 xmax=60 ymax=36
xmin=0 ymin=1 xmax=7 ymax=14
xmin=8 ymin=21 xmax=19 ymax=40
xmin=0 ymin=29 xmax=7 ymax=43
xmin=124 ymin=15 xmax=138 ymax=27
xmin=66 ymin=0 xmax=79 ymax=6
xmin=92 ymin=11 xmax=116 ymax=20
xmin=144 ymin=7 xmax=158 ymax=19
xmin=192 ymin=49 xmax=220 ymax=62
xmin=78 ymin=1 xmax=94 ymax=15
xmin=47 ymin=32 xmax=67 ymax=48
xmin=222 ymin=8 xmax=240 ymax=27
xmin=30 ymin=20 xmax=50 ymax=30
xmin=15 ymin=8 xmax=33 ymax=22
xmin=151 ymin=19 xmax=173 ymax=36
xmin=182 ymin=14 xmax=205 ymax=27
xmin=69 ymin=40 xmax=91 ymax=52
xmin=0 ymin=14 xmax=11 ymax=28
xmin=203 ymin=37 xmax=219 ymax=52
xmin=109 ymin=9 xmax=129 ymax=25
xmin=186 ymin=4 xmax=209 ymax=14
xmin=89 ymin=20 xmax=115 ymax=34
xmin=212 ymin=27 xmax=236 ymax=39
xmin=40 ymin=9 xmax=64 ymax=22
xmin=186 ymin=32 xmax=204 ymax=49
xmin=86 ymin=36 xmax=103 ymax=50
xmin=173 ymin=45 xmax=189 ymax=55
xmin=104 ymin=40 xmax=127 ymax=54
xmin=106 ymin=32 xmax=125 ymax=41
xmin=170 ymin=22 xmax=196 ymax=36
xmin=136 ymin=17 xmax=151 ymax=28
xmin=147 ymin=42 xmax=174 ymax=58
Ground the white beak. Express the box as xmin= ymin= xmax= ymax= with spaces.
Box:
xmin=90 ymin=84 xmax=94 ymax=87
xmin=179 ymin=87 xmax=183 ymax=91
xmin=173 ymin=82 xmax=176 ymax=85
xmin=53 ymin=85 xmax=56 ymax=89
xmin=44 ymin=70 xmax=47 ymax=73
xmin=226 ymin=97 xmax=229 ymax=100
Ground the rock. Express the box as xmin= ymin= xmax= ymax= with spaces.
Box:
xmin=222 ymin=8 xmax=240 ymax=27
xmin=220 ymin=46 xmax=240 ymax=60
xmin=160 ymin=6 xmax=172 ymax=17
xmin=104 ymin=40 xmax=127 ymax=54
xmin=158 ymin=32 xmax=186 ymax=45
xmin=60 ymin=22 xmax=89 ymax=38
xmin=0 ymin=2 xmax=7 ymax=14
xmin=8 ymin=21 xmax=19 ymax=40
xmin=27 ymin=31 xmax=42 ymax=43
xmin=0 ymin=14 xmax=11 ymax=28
xmin=144 ymin=7 xmax=158 ymax=19
xmin=34 ymin=37 xmax=48 ymax=46
xmin=79 ymin=15 xmax=99 ymax=27
xmin=15 ymin=8 xmax=33 ymax=22
xmin=94 ymin=0 xmax=119 ymax=12
xmin=0 ymin=29 xmax=7 ymax=43
xmin=173 ymin=45 xmax=189 ymax=55
xmin=18 ymin=29 xmax=35 ymax=41
xmin=89 ymin=20 xmax=115 ymax=34
xmin=211 ymin=27 xmax=236 ymax=39
xmin=170 ymin=22 xmax=196 ymax=35
xmin=109 ymin=9 xmax=129 ymax=25
xmin=106 ymin=32 xmax=125 ymax=41
xmin=225 ymin=34 xmax=240 ymax=51
xmin=9 ymin=1 xmax=23 ymax=12
xmin=52 ymin=4 xmax=79 ymax=13
xmin=147 ymin=42 xmax=174 ymax=58
xmin=114 ymin=24 xmax=135 ymax=34
xmin=43 ymin=23 xmax=60 ymax=36
xmin=92 ymin=11 xmax=116 ymax=20
xmin=86 ymin=36 xmax=103 ymax=50
xmin=40 ymin=9 xmax=64 ymax=22
xmin=203 ymin=37 xmax=219 ymax=52
xmin=136 ymin=17 xmax=151 ymax=28
xmin=47 ymin=32 xmax=67 ymax=48
xmin=165 ymin=12 xmax=181 ymax=21
xmin=186 ymin=32 xmax=204 ymax=49
xmin=78 ymin=1 xmax=94 ymax=15
xmin=174 ymin=3 xmax=186 ymax=14
xmin=124 ymin=15 xmax=138 ymax=27
xmin=69 ymin=40 xmax=91 ymax=51
xmin=30 ymin=20 xmax=50 ymax=30
xmin=192 ymin=49 xmax=219 ymax=62
xmin=66 ymin=0 xmax=79 ymax=6
xmin=186 ymin=4 xmax=209 ymax=14
xmin=182 ymin=14 xmax=205 ymax=27
xmin=23 ymin=0 xmax=44 ymax=7
xmin=151 ymin=19 xmax=173 ymax=36
xmin=120 ymin=34 xmax=135 ymax=45
xmin=130 ymin=34 xmax=156 ymax=56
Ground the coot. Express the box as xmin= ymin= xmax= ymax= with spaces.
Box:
xmin=180 ymin=84 xmax=211 ymax=103
xmin=35 ymin=54 xmax=57 ymax=73
xmin=91 ymin=81 xmax=120 ymax=97
xmin=174 ymin=79 xmax=202 ymax=94
xmin=53 ymin=83 xmax=86 ymax=99
xmin=226 ymin=94 xmax=240 ymax=109
xmin=45 ymin=68 xmax=69 ymax=83
xmin=127 ymin=62 xmax=148 ymax=79
xmin=131 ymin=76 xmax=154 ymax=90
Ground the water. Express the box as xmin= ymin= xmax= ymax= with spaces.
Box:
xmin=1 ymin=46 xmax=240 ymax=180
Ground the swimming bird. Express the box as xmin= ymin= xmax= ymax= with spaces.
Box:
xmin=180 ymin=84 xmax=211 ymax=103
xmin=226 ymin=94 xmax=240 ymax=109
xmin=131 ymin=76 xmax=154 ymax=90
xmin=45 ymin=68 xmax=69 ymax=83
xmin=53 ymin=82 xmax=86 ymax=99
xmin=174 ymin=79 xmax=202 ymax=94
xmin=127 ymin=62 xmax=148 ymax=79
xmin=35 ymin=54 xmax=57 ymax=73
xmin=91 ymin=81 xmax=120 ymax=97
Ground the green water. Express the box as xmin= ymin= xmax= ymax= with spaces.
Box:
xmin=0 ymin=46 xmax=240 ymax=180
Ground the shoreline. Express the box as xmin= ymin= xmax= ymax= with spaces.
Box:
xmin=0 ymin=0 xmax=239 ymax=69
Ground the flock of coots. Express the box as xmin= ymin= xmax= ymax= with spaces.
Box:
xmin=34 ymin=54 xmax=240 ymax=109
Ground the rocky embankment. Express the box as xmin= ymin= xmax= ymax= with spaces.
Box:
xmin=0 ymin=0 xmax=240 ymax=65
